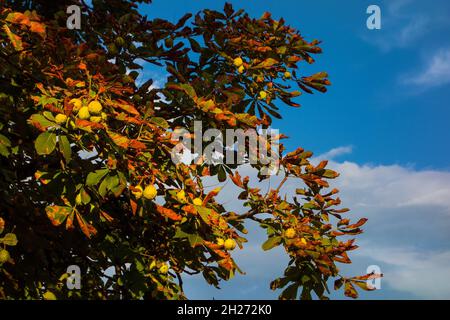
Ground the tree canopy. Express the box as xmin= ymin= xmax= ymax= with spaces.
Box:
xmin=0 ymin=0 xmax=379 ymax=299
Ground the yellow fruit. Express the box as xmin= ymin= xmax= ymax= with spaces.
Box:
xmin=132 ymin=185 xmax=143 ymax=199
xmin=159 ymin=264 xmax=169 ymax=274
xmin=90 ymin=116 xmax=102 ymax=123
xmin=224 ymin=239 xmax=236 ymax=251
xmin=176 ymin=190 xmax=186 ymax=202
xmin=88 ymin=101 xmax=103 ymax=114
xmin=216 ymin=238 xmax=225 ymax=247
xmin=101 ymin=112 xmax=108 ymax=120
xmin=55 ymin=113 xmax=67 ymax=125
xmin=300 ymin=238 xmax=307 ymax=245
xmin=43 ymin=291 xmax=57 ymax=300
xmin=193 ymin=198 xmax=203 ymax=206
xmin=0 ymin=249 xmax=10 ymax=264
xmin=259 ymin=91 xmax=267 ymax=100
xmin=75 ymin=193 xmax=82 ymax=205
xmin=233 ymin=57 xmax=243 ymax=67
xmin=285 ymin=228 xmax=296 ymax=239
xmin=143 ymin=185 xmax=157 ymax=200
xmin=78 ymin=106 xmax=90 ymax=120
xmin=238 ymin=65 xmax=245 ymax=74
xmin=284 ymin=71 xmax=291 ymax=79
xmin=69 ymin=98 xmax=82 ymax=111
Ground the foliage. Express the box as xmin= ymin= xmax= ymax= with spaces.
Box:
xmin=0 ymin=0 xmax=379 ymax=299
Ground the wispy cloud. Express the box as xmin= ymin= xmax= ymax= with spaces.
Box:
xmin=315 ymin=145 xmax=353 ymax=160
xmin=362 ymin=0 xmax=431 ymax=52
xmin=401 ymin=48 xmax=450 ymax=88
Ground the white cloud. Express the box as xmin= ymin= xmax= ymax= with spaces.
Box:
xmin=355 ymin=245 xmax=450 ymax=299
xmin=402 ymin=48 xmax=450 ymax=88
xmin=316 ymin=145 xmax=352 ymax=160
xmin=184 ymin=146 xmax=450 ymax=299
xmin=328 ymin=160 xmax=450 ymax=212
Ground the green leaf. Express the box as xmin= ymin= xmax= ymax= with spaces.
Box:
xmin=218 ymin=166 xmax=226 ymax=182
xmin=321 ymin=169 xmax=339 ymax=179
xmin=149 ymin=117 xmax=169 ymax=128
xmin=35 ymin=132 xmax=57 ymax=155
xmin=86 ymin=169 xmax=109 ymax=186
xmin=187 ymin=233 xmax=203 ymax=247
xmin=262 ymin=236 xmax=282 ymax=251
xmin=174 ymin=228 xmax=191 ymax=239
xmin=0 ymin=133 xmax=11 ymax=157
xmin=28 ymin=114 xmax=55 ymax=130
xmin=0 ymin=233 xmax=18 ymax=246
xmin=79 ymin=189 xmax=91 ymax=204
xmin=197 ymin=206 xmax=212 ymax=224
xmin=254 ymin=58 xmax=278 ymax=69
xmin=279 ymin=283 xmax=299 ymax=300
xmin=59 ymin=135 xmax=72 ymax=163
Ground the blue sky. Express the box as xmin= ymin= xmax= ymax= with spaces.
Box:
xmin=137 ymin=0 xmax=450 ymax=299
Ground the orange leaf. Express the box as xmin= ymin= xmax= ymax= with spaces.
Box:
xmin=130 ymin=199 xmax=138 ymax=216
xmin=29 ymin=21 xmax=45 ymax=35
xmin=107 ymin=131 xmax=129 ymax=149
xmin=75 ymin=212 xmax=97 ymax=238
xmin=66 ymin=211 xmax=75 ymax=230
xmin=114 ymin=99 xmax=140 ymax=116
xmin=156 ymin=205 xmax=182 ymax=221
xmin=45 ymin=205 xmax=71 ymax=226
xmin=129 ymin=139 xmax=146 ymax=150
xmin=78 ymin=62 xmax=87 ymax=70
xmin=100 ymin=210 xmax=114 ymax=223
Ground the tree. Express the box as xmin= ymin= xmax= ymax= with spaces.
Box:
xmin=0 ymin=1 xmax=379 ymax=299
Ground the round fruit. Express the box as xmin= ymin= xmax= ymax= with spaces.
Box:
xmin=88 ymin=101 xmax=103 ymax=114
xmin=55 ymin=113 xmax=67 ymax=125
xmin=75 ymin=193 xmax=82 ymax=205
xmin=69 ymin=98 xmax=82 ymax=111
xmin=0 ymin=249 xmax=10 ymax=264
xmin=233 ymin=57 xmax=243 ymax=67
xmin=285 ymin=228 xmax=296 ymax=239
xmin=143 ymin=185 xmax=157 ymax=200
xmin=259 ymin=91 xmax=267 ymax=100
xmin=300 ymin=238 xmax=307 ymax=245
xmin=176 ymin=190 xmax=186 ymax=202
xmin=193 ymin=198 xmax=203 ymax=206
xmin=108 ymin=43 xmax=118 ymax=55
xmin=159 ymin=264 xmax=169 ymax=274
xmin=90 ymin=116 xmax=102 ymax=123
xmin=115 ymin=36 xmax=125 ymax=47
xmin=216 ymin=238 xmax=225 ymax=247
xmin=101 ymin=112 xmax=108 ymax=120
xmin=43 ymin=291 xmax=57 ymax=300
xmin=284 ymin=71 xmax=291 ymax=79
xmin=224 ymin=239 xmax=236 ymax=251
xmin=78 ymin=106 xmax=90 ymax=120
xmin=132 ymin=185 xmax=143 ymax=199
xmin=238 ymin=65 xmax=245 ymax=74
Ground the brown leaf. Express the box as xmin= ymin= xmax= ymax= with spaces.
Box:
xmin=156 ymin=205 xmax=182 ymax=221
